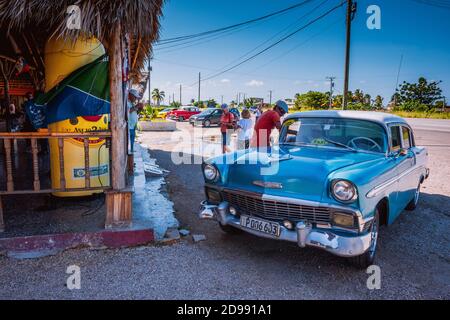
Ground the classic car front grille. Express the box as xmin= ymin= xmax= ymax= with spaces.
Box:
xmin=222 ymin=190 xmax=332 ymax=224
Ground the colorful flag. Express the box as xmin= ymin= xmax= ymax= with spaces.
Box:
xmin=35 ymin=55 xmax=110 ymax=125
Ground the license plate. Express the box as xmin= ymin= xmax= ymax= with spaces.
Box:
xmin=240 ymin=215 xmax=281 ymax=237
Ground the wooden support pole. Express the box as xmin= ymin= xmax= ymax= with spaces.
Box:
xmin=31 ymin=138 xmax=40 ymax=191
xmin=106 ymin=22 xmax=132 ymax=228
xmin=0 ymin=196 xmax=4 ymax=233
xmin=4 ymin=139 xmax=14 ymax=192
xmin=109 ymin=22 xmax=127 ymax=191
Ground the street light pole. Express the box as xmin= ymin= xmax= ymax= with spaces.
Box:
xmin=179 ymin=84 xmax=182 ymax=104
xmin=269 ymin=90 xmax=273 ymax=105
xmin=326 ymin=76 xmax=336 ymax=109
xmin=342 ymin=0 xmax=356 ymax=110
xmin=198 ymin=72 xmax=201 ymax=103
xmin=148 ymin=62 xmax=152 ymax=105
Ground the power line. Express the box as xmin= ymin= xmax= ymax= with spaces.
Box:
xmin=156 ymin=0 xmax=315 ymax=44
xmin=191 ymin=1 xmax=345 ymax=85
xmin=215 ymin=0 xmax=330 ymax=72
xmin=155 ymin=20 xmax=265 ymax=52
xmin=410 ymin=0 xmax=450 ymax=9
xmin=247 ymin=17 xmax=341 ymax=74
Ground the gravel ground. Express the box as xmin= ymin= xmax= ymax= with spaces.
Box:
xmin=0 ymin=121 xmax=449 ymax=300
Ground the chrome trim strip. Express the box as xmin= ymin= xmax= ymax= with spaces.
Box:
xmin=366 ymin=165 xmax=424 ymax=198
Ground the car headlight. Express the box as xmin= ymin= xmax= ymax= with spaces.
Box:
xmin=203 ymin=164 xmax=219 ymax=182
xmin=331 ymin=180 xmax=358 ymax=203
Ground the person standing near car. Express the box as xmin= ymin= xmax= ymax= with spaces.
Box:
xmin=251 ymin=100 xmax=288 ymax=150
xmin=255 ymin=103 xmax=263 ymax=123
xmin=128 ymin=89 xmax=141 ymax=153
xmin=219 ymin=103 xmax=235 ymax=153
xmin=237 ymin=109 xmax=253 ymax=150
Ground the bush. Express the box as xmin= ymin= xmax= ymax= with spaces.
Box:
xmin=396 ymin=100 xmax=429 ymax=112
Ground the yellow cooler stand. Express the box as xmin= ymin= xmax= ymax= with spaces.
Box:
xmin=45 ymin=36 xmax=109 ymax=197
xmin=49 ymin=115 xmax=110 ymax=197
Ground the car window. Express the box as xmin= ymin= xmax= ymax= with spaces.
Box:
xmin=402 ymin=126 xmax=412 ymax=149
xmin=390 ymin=126 xmax=402 ymax=151
xmin=280 ymin=118 xmax=388 ymax=153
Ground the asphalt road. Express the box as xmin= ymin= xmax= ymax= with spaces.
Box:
xmin=0 ymin=119 xmax=449 ymax=300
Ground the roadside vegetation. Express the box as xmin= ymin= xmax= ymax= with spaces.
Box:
xmin=292 ymin=77 xmax=448 ymax=119
xmin=143 ymin=77 xmax=448 ymax=119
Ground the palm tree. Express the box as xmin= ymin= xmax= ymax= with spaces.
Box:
xmin=151 ymin=88 xmax=165 ymax=106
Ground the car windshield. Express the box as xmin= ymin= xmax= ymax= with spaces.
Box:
xmin=280 ymin=118 xmax=388 ymax=153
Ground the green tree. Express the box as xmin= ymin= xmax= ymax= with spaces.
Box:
xmin=207 ymin=99 xmax=217 ymax=108
xmin=170 ymin=101 xmax=181 ymax=109
xmin=244 ymin=98 xmax=257 ymax=107
xmin=373 ymin=95 xmax=384 ymax=110
xmin=395 ymin=77 xmax=443 ymax=111
xmin=294 ymin=91 xmax=328 ymax=109
xmin=151 ymin=88 xmax=165 ymax=106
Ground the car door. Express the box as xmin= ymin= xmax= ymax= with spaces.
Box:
xmin=389 ymin=124 xmax=416 ymax=221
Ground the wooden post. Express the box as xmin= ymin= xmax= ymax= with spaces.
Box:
xmin=31 ymin=138 xmax=40 ymax=191
xmin=4 ymin=139 xmax=14 ymax=192
xmin=106 ymin=22 xmax=132 ymax=228
xmin=0 ymin=196 xmax=4 ymax=233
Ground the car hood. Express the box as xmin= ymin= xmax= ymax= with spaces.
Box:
xmin=225 ymin=145 xmax=383 ymax=202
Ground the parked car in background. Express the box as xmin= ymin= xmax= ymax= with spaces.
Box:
xmin=156 ymin=107 xmax=176 ymax=119
xmin=199 ymin=111 xmax=429 ymax=268
xmin=190 ymin=108 xmax=223 ymax=127
xmin=167 ymin=106 xmax=201 ymax=121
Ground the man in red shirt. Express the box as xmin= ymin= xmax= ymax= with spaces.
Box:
xmin=251 ymin=100 xmax=288 ymax=150
xmin=219 ymin=104 xmax=235 ymax=153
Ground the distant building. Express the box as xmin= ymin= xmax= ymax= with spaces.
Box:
xmin=285 ymin=98 xmax=295 ymax=109
xmin=248 ymin=97 xmax=264 ymax=105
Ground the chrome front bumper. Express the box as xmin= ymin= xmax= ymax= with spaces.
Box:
xmin=199 ymin=201 xmax=372 ymax=258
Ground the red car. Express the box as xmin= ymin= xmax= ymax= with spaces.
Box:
xmin=167 ymin=106 xmax=201 ymax=121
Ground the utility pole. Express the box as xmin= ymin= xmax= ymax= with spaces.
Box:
xmin=221 ymin=95 xmax=224 ymax=105
xmin=237 ymin=93 xmax=241 ymax=107
xmin=148 ymin=62 xmax=152 ymax=105
xmin=269 ymin=90 xmax=273 ymax=105
xmin=179 ymin=84 xmax=182 ymax=104
xmin=342 ymin=0 xmax=356 ymax=110
xmin=326 ymin=76 xmax=336 ymax=109
xmin=198 ymin=72 xmax=201 ymax=103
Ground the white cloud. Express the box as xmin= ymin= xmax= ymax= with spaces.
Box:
xmin=221 ymin=78 xmax=230 ymax=83
xmin=246 ymin=80 xmax=264 ymax=87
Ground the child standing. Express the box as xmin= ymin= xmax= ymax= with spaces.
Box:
xmin=237 ymin=109 xmax=253 ymax=150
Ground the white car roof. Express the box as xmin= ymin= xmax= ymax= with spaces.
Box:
xmin=284 ymin=110 xmax=408 ymax=127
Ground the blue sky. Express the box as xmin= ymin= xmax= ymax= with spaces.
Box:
xmin=146 ymin=0 xmax=450 ymax=105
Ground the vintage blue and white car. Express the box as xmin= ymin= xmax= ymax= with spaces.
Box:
xmin=199 ymin=111 xmax=429 ymax=268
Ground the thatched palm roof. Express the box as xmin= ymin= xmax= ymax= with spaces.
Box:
xmin=0 ymin=0 xmax=164 ymax=81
